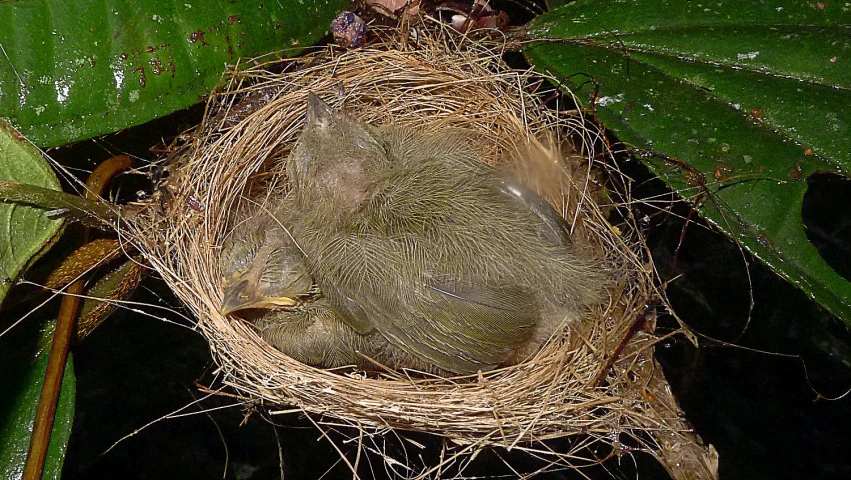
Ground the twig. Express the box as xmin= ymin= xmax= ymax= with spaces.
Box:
xmin=23 ymin=155 xmax=133 ymax=480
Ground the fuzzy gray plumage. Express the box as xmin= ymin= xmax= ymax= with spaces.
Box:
xmin=220 ymin=94 xmax=605 ymax=374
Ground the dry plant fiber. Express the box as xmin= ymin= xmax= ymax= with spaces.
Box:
xmin=125 ymin=23 xmax=718 ymax=479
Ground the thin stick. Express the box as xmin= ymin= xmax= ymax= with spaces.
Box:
xmin=23 ymin=155 xmax=133 ymax=480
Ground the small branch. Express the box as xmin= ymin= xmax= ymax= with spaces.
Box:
xmin=593 ymin=301 xmax=657 ymax=388
xmin=22 ymin=280 xmax=83 ymax=480
xmin=23 ymin=155 xmax=133 ymax=480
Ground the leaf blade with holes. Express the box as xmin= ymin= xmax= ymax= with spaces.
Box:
xmin=525 ymin=0 xmax=851 ymax=324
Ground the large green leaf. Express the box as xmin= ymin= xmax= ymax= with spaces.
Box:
xmin=525 ymin=0 xmax=851 ymax=324
xmin=0 ymin=0 xmax=349 ymax=147
xmin=0 ymin=120 xmax=64 ymax=302
xmin=0 ymin=319 xmax=76 ymax=480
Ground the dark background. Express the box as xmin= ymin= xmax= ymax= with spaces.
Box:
xmin=5 ymin=2 xmax=851 ymax=477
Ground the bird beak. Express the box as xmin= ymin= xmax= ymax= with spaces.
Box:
xmin=306 ymin=92 xmax=334 ymax=131
xmin=220 ymin=279 xmax=297 ymax=316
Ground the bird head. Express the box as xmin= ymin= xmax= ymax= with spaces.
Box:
xmin=219 ymin=216 xmax=313 ymax=315
xmin=286 ymin=93 xmax=388 ymax=213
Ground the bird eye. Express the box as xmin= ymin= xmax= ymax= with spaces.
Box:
xmin=262 ymin=245 xmax=302 ymax=282
xmin=261 ymin=246 xmax=312 ymax=295
xmin=220 ymin=233 xmax=262 ymax=276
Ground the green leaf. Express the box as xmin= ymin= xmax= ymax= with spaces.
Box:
xmin=0 ymin=319 xmax=76 ymax=480
xmin=0 ymin=0 xmax=350 ymax=147
xmin=0 ymin=120 xmax=64 ymax=302
xmin=525 ymin=0 xmax=851 ymax=323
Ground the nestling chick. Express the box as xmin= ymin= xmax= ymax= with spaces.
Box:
xmin=219 ymin=208 xmax=312 ymax=314
xmin=283 ymin=93 xmax=606 ymax=375
xmin=254 ymin=297 xmax=452 ymax=374
xmin=221 ymin=207 xmax=447 ymax=373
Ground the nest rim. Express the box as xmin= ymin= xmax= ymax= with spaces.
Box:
xmin=127 ymin=23 xmax=670 ymax=457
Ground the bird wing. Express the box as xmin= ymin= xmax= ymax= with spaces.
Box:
xmin=421 ymin=277 xmax=538 ymax=370
xmin=497 ymin=179 xmax=572 ymax=246
xmin=323 ymin=274 xmax=537 ymax=375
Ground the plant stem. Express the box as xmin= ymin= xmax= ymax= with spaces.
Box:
xmin=23 ymin=155 xmax=134 ymax=480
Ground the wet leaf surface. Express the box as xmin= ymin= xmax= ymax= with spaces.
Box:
xmin=525 ymin=0 xmax=851 ymax=324
xmin=0 ymin=0 xmax=350 ymax=147
xmin=0 ymin=319 xmax=75 ymax=480
xmin=0 ymin=120 xmax=64 ymax=303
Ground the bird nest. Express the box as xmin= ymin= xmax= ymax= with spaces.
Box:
xmin=126 ymin=22 xmax=717 ymax=479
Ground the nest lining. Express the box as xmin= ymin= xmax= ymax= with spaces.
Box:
xmin=125 ymin=23 xmax=717 ymax=478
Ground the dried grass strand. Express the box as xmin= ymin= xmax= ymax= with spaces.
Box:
xmin=123 ymin=23 xmax=717 ymax=479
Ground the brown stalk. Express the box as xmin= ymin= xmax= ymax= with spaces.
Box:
xmin=24 ymin=155 xmax=133 ymax=480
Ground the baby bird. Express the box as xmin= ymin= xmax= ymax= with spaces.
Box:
xmin=253 ymin=297 xmax=454 ymax=374
xmin=282 ymin=93 xmax=606 ymax=375
xmin=220 ymin=206 xmax=448 ymax=374
xmin=219 ymin=207 xmax=312 ymax=315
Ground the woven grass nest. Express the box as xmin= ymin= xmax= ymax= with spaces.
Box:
xmin=127 ymin=22 xmax=718 ymax=479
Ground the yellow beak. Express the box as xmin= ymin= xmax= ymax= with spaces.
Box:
xmin=220 ymin=279 xmax=297 ymax=315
